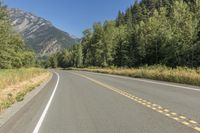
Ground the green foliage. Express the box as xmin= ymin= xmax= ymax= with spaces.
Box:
xmin=49 ymin=54 xmax=58 ymax=68
xmin=0 ymin=4 xmax=36 ymax=69
xmin=47 ymin=44 xmax=84 ymax=68
xmin=76 ymin=44 xmax=83 ymax=67
xmin=47 ymin=0 xmax=200 ymax=68
xmin=15 ymin=92 xmax=26 ymax=102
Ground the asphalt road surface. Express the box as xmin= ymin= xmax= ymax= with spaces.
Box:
xmin=0 ymin=70 xmax=200 ymax=133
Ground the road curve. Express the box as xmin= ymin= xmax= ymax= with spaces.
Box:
xmin=0 ymin=70 xmax=200 ymax=133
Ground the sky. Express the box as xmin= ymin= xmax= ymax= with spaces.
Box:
xmin=4 ymin=0 xmax=134 ymax=37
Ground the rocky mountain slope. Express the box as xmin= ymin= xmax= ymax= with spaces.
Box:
xmin=9 ymin=8 xmax=79 ymax=56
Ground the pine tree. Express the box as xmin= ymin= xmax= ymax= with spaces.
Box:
xmin=116 ymin=11 xmax=125 ymax=26
xmin=76 ymin=44 xmax=83 ymax=67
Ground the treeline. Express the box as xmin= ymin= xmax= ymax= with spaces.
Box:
xmin=48 ymin=0 xmax=200 ymax=68
xmin=46 ymin=44 xmax=83 ymax=68
xmin=0 ymin=3 xmax=35 ymax=69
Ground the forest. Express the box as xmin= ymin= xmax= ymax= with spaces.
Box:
xmin=48 ymin=0 xmax=200 ymax=68
xmin=0 ymin=3 xmax=35 ymax=69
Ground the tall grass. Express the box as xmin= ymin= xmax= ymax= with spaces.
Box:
xmin=0 ymin=68 xmax=50 ymax=111
xmin=77 ymin=65 xmax=200 ymax=86
xmin=0 ymin=68 xmax=47 ymax=90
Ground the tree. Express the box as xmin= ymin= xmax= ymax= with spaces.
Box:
xmin=167 ymin=0 xmax=198 ymax=66
xmin=52 ymin=0 xmax=200 ymax=69
xmin=102 ymin=21 xmax=117 ymax=66
xmin=81 ymin=29 xmax=93 ymax=66
xmin=90 ymin=22 xmax=104 ymax=66
xmin=116 ymin=11 xmax=125 ymax=26
xmin=72 ymin=44 xmax=83 ymax=67
xmin=113 ymin=26 xmax=130 ymax=67
xmin=0 ymin=3 xmax=36 ymax=69
xmin=49 ymin=54 xmax=58 ymax=68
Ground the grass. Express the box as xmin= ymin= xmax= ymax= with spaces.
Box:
xmin=74 ymin=65 xmax=200 ymax=86
xmin=0 ymin=68 xmax=47 ymax=90
xmin=0 ymin=68 xmax=51 ymax=112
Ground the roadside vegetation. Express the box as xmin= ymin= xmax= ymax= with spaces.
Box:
xmin=0 ymin=68 xmax=50 ymax=112
xmin=0 ymin=3 xmax=50 ymax=112
xmin=0 ymin=3 xmax=35 ymax=69
xmin=75 ymin=66 xmax=200 ymax=86
xmin=47 ymin=0 xmax=200 ymax=69
xmin=46 ymin=0 xmax=200 ymax=86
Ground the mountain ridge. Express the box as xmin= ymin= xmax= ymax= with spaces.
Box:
xmin=9 ymin=8 xmax=79 ymax=57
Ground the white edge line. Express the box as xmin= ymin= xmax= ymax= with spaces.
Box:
xmin=32 ymin=71 xmax=60 ymax=133
xmin=83 ymin=71 xmax=200 ymax=92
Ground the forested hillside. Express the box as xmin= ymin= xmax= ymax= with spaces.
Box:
xmin=0 ymin=3 xmax=35 ymax=69
xmin=48 ymin=0 xmax=200 ymax=68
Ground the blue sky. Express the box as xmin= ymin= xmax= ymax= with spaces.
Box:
xmin=5 ymin=0 xmax=134 ymax=37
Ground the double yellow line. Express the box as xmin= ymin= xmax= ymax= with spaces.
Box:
xmin=73 ymin=72 xmax=200 ymax=132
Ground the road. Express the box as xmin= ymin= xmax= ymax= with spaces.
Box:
xmin=0 ymin=70 xmax=200 ymax=133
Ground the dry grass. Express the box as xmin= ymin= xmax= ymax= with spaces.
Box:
xmin=0 ymin=68 xmax=51 ymax=112
xmin=75 ymin=66 xmax=200 ymax=86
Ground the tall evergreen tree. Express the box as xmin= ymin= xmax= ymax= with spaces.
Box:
xmin=116 ymin=11 xmax=125 ymax=26
xmin=50 ymin=0 xmax=200 ymax=68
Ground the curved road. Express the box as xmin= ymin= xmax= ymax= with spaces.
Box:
xmin=0 ymin=70 xmax=200 ymax=133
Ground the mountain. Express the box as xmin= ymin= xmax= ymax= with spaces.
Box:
xmin=9 ymin=8 xmax=79 ymax=57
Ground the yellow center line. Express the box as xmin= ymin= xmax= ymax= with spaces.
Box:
xmin=190 ymin=120 xmax=197 ymax=124
xmin=194 ymin=127 xmax=200 ymax=132
xmin=173 ymin=117 xmax=180 ymax=121
xmin=171 ymin=112 xmax=177 ymax=115
xmin=180 ymin=116 xmax=187 ymax=119
xmin=164 ymin=109 xmax=169 ymax=112
xmin=182 ymin=122 xmax=190 ymax=126
xmin=72 ymin=72 xmax=200 ymax=132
